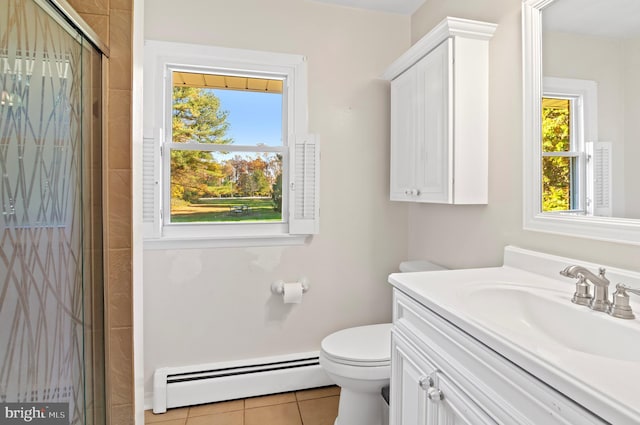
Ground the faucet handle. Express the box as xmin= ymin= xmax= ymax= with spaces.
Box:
xmin=571 ymin=275 xmax=592 ymax=306
xmin=609 ymin=284 xmax=640 ymax=320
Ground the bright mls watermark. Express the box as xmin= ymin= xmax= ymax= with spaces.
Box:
xmin=0 ymin=403 xmax=68 ymax=424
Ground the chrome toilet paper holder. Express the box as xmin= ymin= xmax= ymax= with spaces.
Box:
xmin=271 ymin=278 xmax=310 ymax=295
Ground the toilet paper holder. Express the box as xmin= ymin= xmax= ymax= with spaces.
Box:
xmin=271 ymin=278 xmax=310 ymax=295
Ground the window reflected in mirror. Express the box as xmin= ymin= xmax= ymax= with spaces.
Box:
xmin=522 ymin=0 xmax=640 ymax=245
xmin=542 ymin=0 xmax=640 ymax=219
xmin=542 ymin=97 xmax=576 ymax=212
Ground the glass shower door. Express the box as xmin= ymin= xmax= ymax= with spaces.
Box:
xmin=0 ymin=0 xmax=105 ymax=424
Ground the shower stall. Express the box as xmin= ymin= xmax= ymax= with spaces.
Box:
xmin=1 ymin=0 xmax=106 ymax=424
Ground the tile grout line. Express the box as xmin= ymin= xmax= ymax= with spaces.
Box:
xmin=295 ymin=400 xmax=304 ymax=425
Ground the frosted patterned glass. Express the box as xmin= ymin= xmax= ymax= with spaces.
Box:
xmin=0 ymin=1 xmax=104 ymax=424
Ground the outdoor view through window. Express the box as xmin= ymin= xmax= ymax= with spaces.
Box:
xmin=541 ymin=97 xmax=577 ymax=212
xmin=170 ymin=71 xmax=285 ymax=223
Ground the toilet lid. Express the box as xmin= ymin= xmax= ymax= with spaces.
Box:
xmin=321 ymin=323 xmax=392 ymax=366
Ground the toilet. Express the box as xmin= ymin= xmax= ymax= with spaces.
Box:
xmin=319 ymin=260 xmax=446 ymax=425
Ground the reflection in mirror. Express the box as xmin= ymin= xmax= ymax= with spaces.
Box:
xmin=542 ymin=0 xmax=640 ymax=219
xmin=541 ymin=77 xmax=597 ymax=215
xmin=522 ymin=0 xmax=640 ymax=245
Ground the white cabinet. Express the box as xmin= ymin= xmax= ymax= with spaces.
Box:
xmin=389 ymin=330 xmax=434 ymax=425
xmin=433 ymin=374 xmax=497 ymax=425
xmin=390 ymin=330 xmax=496 ymax=425
xmin=384 ymin=17 xmax=496 ymax=204
xmin=390 ymin=41 xmax=450 ymax=203
xmin=390 ymin=290 xmax=607 ymax=425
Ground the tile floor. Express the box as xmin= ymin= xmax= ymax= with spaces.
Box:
xmin=144 ymin=386 xmax=340 ymax=425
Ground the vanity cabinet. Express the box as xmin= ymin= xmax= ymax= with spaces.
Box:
xmin=391 ymin=330 xmax=496 ymax=425
xmin=383 ymin=17 xmax=496 ymax=204
xmin=390 ymin=290 xmax=607 ymax=425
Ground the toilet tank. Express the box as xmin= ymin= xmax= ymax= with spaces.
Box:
xmin=399 ymin=260 xmax=447 ymax=273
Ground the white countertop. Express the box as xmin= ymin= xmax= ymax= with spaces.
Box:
xmin=389 ymin=246 xmax=640 ymax=425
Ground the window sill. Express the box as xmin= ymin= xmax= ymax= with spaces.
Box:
xmin=143 ymin=234 xmax=310 ymax=250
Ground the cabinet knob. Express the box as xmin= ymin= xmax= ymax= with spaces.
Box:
xmin=427 ymin=388 xmax=444 ymax=402
xmin=418 ymin=375 xmax=434 ymax=390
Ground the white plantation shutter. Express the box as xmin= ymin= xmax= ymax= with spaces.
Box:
xmin=592 ymin=141 xmax=612 ymax=217
xmin=289 ymin=134 xmax=320 ymax=234
xmin=586 ymin=141 xmax=612 ymax=217
xmin=143 ymin=132 xmax=162 ymax=238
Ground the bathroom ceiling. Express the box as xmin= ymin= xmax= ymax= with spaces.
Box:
xmin=308 ymin=0 xmax=426 ymax=15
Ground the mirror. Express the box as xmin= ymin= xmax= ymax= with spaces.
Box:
xmin=523 ymin=0 xmax=640 ymax=245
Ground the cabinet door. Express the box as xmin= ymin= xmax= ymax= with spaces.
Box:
xmin=430 ymin=374 xmax=496 ymax=425
xmin=390 ymin=331 xmax=437 ymax=425
xmin=390 ymin=65 xmax=418 ymax=201
xmin=414 ymin=39 xmax=452 ymax=203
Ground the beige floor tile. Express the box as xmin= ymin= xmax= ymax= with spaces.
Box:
xmin=186 ymin=410 xmax=243 ymax=425
xmin=245 ymin=402 xmax=302 ymax=425
xmin=145 ymin=420 xmax=186 ymax=425
xmin=244 ymin=392 xmax=297 ymax=409
xmin=298 ymin=396 xmax=339 ymax=425
xmin=189 ymin=400 xmax=244 ymax=418
xmin=295 ymin=386 xmax=341 ymax=401
xmin=145 ymin=408 xmax=189 ymax=423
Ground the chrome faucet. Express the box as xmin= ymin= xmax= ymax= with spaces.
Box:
xmin=560 ymin=265 xmax=610 ymax=312
xmin=610 ymin=284 xmax=640 ymax=319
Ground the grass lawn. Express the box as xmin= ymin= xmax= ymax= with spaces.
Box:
xmin=170 ymin=198 xmax=282 ymax=223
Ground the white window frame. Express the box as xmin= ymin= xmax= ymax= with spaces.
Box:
xmin=541 ymin=77 xmax=597 ymax=216
xmin=143 ymin=40 xmax=319 ymax=249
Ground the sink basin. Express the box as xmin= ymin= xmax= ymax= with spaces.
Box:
xmin=458 ymin=282 xmax=640 ymax=362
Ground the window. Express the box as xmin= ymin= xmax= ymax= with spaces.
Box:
xmin=541 ymin=96 xmax=583 ymax=212
xmin=168 ymin=72 xmax=285 ymax=224
xmin=143 ymin=41 xmax=319 ymax=247
xmin=541 ymin=77 xmax=606 ymax=216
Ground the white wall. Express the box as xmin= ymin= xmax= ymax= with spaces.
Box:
xmin=143 ymin=0 xmax=640 ymax=406
xmin=407 ymin=0 xmax=640 ymax=270
xmin=624 ymin=37 xmax=640 ymax=218
xmin=143 ymin=0 xmax=410 ymax=402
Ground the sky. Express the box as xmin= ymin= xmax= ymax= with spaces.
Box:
xmin=212 ymin=88 xmax=282 ymax=147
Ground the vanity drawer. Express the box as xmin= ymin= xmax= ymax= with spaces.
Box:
xmin=392 ymin=289 xmax=607 ymax=425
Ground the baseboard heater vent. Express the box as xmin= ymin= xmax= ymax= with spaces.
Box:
xmin=152 ymin=351 xmax=332 ymax=413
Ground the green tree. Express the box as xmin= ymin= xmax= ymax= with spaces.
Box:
xmin=172 ymin=87 xmax=232 ymax=144
xmin=170 ymin=87 xmax=233 ymax=203
xmin=271 ymin=172 xmax=283 ymax=212
xmin=231 ymin=156 xmax=274 ymax=196
xmin=541 ymin=101 xmax=571 ymax=211
xmin=170 ymin=150 xmax=226 ymax=203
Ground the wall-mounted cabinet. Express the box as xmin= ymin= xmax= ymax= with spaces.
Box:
xmin=383 ymin=18 xmax=497 ymax=204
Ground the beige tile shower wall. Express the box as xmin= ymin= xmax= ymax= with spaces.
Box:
xmin=66 ymin=0 xmax=134 ymax=424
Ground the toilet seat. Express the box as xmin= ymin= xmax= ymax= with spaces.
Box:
xmin=320 ymin=323 xmax=392 ymax=367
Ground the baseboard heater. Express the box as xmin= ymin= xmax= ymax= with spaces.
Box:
xmin=152 ymin=351 xmax=332 ymax=413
